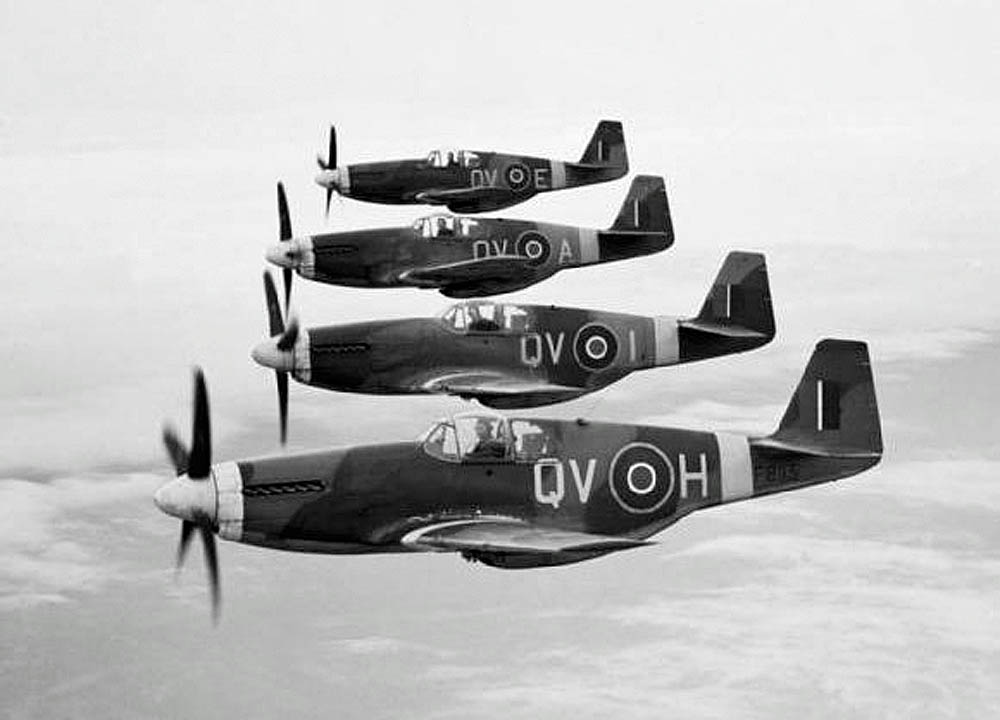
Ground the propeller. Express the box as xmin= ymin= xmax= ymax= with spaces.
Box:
xmin=277 ymin=182 xmax=293 ymax=311
xmin=263 ymin=270 xmax=298 ymax=444
xmin=316 ymin=125 xmax=337 ymax=218
xmin=160 ymin=369 xmax=221 ymax=623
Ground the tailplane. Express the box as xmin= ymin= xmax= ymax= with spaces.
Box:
xmin=680 ymin=251 xmax=774 ymax=343
xmin=761 ymin=339 xmax=883 ymax=458
xmin=579 ymin=120 xmax=628 ymax=172
xmin=607 ymin=175 xmax=673 ymax=236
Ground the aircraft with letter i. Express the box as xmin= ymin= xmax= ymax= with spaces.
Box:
xmin=313 ymin=120 xmax=628 ymax=215
xmin=252 ymin=250 xmax=775 ymax=441
xmin=155 ymin=339 xmax=883 ymax=618
xmin=268 ymin=174 xmax=672 ymax=300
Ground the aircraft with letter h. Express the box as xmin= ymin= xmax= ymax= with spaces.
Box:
xmin=155 ymin=340 xmax=883 ymax=618
xmin=268 ymin=175 xmax=671 ymax=301
xmin=313 ymin=120 xmax=628 ymax=215
xmin=251 ymin=251 xmax=775 ymax=441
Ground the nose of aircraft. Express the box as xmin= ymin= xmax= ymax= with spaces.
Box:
xmin=153 ymin=474 xmax=217 ymax=523
xmin=266 ymin=242 xmax=296 ymax=269
xmin=315 ymin=168 xmax=339 ymax=190
xmin=316 ymin=166 xmax=352 ymax=194
xmin=251 ymin=337 xmax=295 ymax=371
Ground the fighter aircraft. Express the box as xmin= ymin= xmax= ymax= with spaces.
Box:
xmin=156 ymin=339 xmax=883 ymax=617
xmin=252 ymin=251 xmax=775 ymax=441
xmin=313 ymin=120 xmax=628 ymax=215
xmin=268 ymin=174 xmax=672 ymax=301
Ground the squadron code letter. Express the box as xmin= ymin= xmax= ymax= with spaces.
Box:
xmin=533 ymin=459 xmax=565 ymax=509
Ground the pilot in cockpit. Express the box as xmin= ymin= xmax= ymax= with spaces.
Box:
xmin=467 ymin=417 xmax=507 ymax=459
xmin=466 ymin=303 xmax=501 ymax=332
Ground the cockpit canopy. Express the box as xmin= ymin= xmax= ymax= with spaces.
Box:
xmin=425 ymin=149 xmax=480 ymax=168
xmin=420 ymin=414 xmax=560 ymax=463
xmin=412 ymin=214 xmax=479 ymax=239
xmin=439 ymin=301 xmax=532 ymax=333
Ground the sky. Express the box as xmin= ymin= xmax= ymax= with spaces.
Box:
xmin=2 ymin=1 xmax=999 ymax=717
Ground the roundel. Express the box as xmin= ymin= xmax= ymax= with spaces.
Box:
xmin=516 ymin=231 xmax=550 ymax=266
xmin=573 ymin=323 xmax=619 ymax=371
xmin=608 ymin=443 xmax=676 ymax=514
xmin=505 ymin=163 xmax=531 ymax=191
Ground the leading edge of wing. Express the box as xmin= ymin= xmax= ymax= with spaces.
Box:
xmin=401 ymin=517 xmax=653 ymax=554
xmin=415 ymin=186 xmax=515 ymax=205
xmin=419 ymin=372 xmax=580 ymax=398
xmin=399 ymin=256 xmax=533 ymax=285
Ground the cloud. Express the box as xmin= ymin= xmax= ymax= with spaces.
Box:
xmin=642 ymin=400 xmax=786 ymax=435
xmin=875 ymin=327 xmax=996 ymax=363
xmin=430 ymin=458 xmax=1000 ymax=720
xmin=0 ymin=473 xmax=161 ymax=610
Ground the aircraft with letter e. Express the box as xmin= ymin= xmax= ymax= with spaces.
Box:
xmin=313 ymin=120 xmax=628 ymax=215
xmin=252 ymin=250 xmax=775 ymax=441
xmin=267 ymin=175 xmax=672 ymax=301
xmin=155 ymin=339 xmax=883 ymax=618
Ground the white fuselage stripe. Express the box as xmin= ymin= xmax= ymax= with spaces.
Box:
xmin=652 ymin=316 xmax=680 ymax=365
xmin=578 ymin=228 xmax=599 ymax=265
xmin=550 ymin=160 xmax=567 ymax=190
xmin=716 ymin=433 xmax=753 ymax=502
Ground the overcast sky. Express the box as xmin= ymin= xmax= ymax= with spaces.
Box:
xmin=2 ymin=1 xmax=999 ymax=718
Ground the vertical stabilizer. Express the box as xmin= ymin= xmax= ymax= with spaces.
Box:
xmin=765 ymin=339 xmax=882 ymax=457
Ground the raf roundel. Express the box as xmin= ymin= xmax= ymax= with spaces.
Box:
xmin=516 ymin=231 xmax=551 ymax=266
xmin=505 ymin=163 xmax=531 ymax=191
xmin=608 ymin=443 xmax=676 ymax=514
xmin=573 ymin=323 xmax=619 ymax=371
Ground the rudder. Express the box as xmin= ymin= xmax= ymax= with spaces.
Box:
xmin=579 ymin=120 xmax=628 ymax=171
xmin=768 ymin=339 xmax=883 ymax=457
xmin=689 ymin=252 xmax=774 ymax=338
xmin=607 ymin=175 xmax=673 ymax=237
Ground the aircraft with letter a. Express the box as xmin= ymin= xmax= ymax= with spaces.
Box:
xmin=251 ymin=251 xmax=775 ymax=440
xmin=155 ymin=340 xmax=883 ymax=617
xmin=313 ymin=120 xmax=628 ymax=215
xmin=267 ymin=174 xmax=672 ymax=300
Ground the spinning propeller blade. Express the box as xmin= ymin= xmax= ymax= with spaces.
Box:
xmin=317 ymin=126 xmax=337 ymax=219
xmin=277 ymin=182 xmax=293 ymax=310
xmin=262 ymin=270 xmax=295 ymax=444
xmin=159 ymin=368 xmax=222 ymax=622
xmin=316 ymin=125 xmax=337 ymax=170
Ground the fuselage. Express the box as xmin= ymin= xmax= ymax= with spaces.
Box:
xmin=273 ymin=217 xmax=669 ymax=298
xmin=322 ymin=152 xmax=625 ymax=213
xmin=193 ymin=418 xmax=878 ymax=568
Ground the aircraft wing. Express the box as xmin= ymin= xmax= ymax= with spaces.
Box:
xmin=402 ymin=518 xmax=652 ymax=554
xmin=415 ymin=186 xmax=515 ymax=205
xmin=419 ymin=371 xmax=580 ymax=399
xmin=399 ymin=256 xmax=533 ymax=285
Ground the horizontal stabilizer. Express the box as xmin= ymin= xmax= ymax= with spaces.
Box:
xmin=402 ymin=518 xmax=652 ymax=555
xmin=752 ymin=437 xmax=882 ymax=459
xmin=677 ymin=319 xmax=769 ymax=339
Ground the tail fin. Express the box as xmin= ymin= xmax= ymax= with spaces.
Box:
xmin=579 ymin=120 xmax=628 ymax=171
xmin=607 ymin=175 xmax=673 ymax=236
xmin=764 ymin=340 xmax=883 ymax=457
xmin=683 ymin=252 xmax=774 ymax=339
